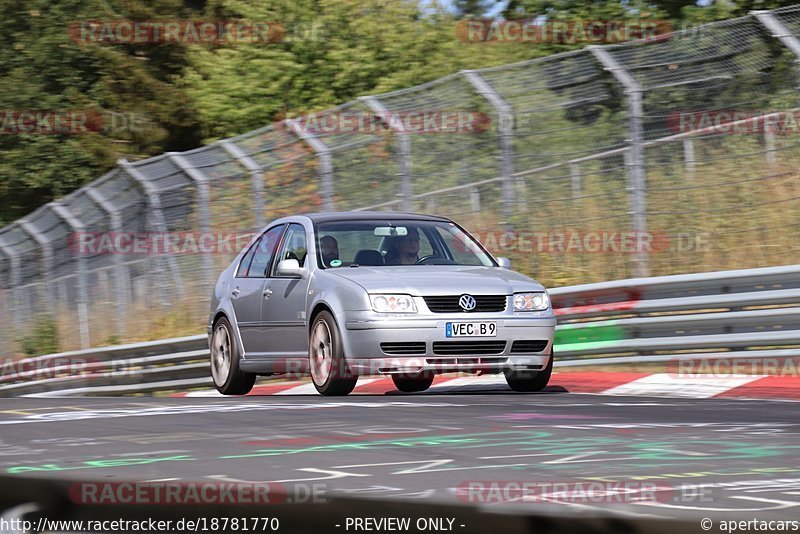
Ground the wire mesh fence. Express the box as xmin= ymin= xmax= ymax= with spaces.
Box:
xmin=4 ymin=8 xmax=800 ymax=351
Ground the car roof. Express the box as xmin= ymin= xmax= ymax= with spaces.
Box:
xmin=301 ymin=211 xmax=452 ymax=223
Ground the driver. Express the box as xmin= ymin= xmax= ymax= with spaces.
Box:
xmin=320 ymin=235 xmax=340 ymax=266
xmin=386 ymin=227 xmax=420 ymax=265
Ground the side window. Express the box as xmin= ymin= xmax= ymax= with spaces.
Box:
xmin=237 ymin=225 xmax=284 ymax=278
xmin=236 ymin=239 xmax=259 ymax=277
xmin=273 ymin=224 xmax=308 ymax=275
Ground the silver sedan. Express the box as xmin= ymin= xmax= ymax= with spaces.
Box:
xmin=207 ymin=212 xmax=556 ymax=396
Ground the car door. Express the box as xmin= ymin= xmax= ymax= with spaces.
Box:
xmin=262 ymin=223 xmax=311 ymax=358
xmin=230 ymin=225 xmax=284 ymax=357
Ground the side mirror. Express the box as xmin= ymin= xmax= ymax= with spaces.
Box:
xmin=497 ymin=257 xmax=512 ymax=269
xmin=276 ymin=258 xmax=307 ymax=278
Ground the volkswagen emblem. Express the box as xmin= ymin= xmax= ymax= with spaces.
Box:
xmin=458 ymin=294 xmax=477 ymax=311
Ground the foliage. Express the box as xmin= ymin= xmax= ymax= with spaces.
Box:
xmin=19 ymin=314 xmax=59 ymax=355
xmin=0 ymin=0 xmax=204 ymax=224
xmin=182 ymin=0 xmax=547 ymax=141
xmin=3 ymin=0 xmax=772 ymax=223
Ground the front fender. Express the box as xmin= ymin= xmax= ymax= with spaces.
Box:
xmin=307 ymin=272 xmax=370 ymax=355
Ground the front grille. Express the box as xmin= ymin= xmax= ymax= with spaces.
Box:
xmin=425 ymin=357 xmax=508 ymax=366
xmin=423 ymin=295 xmax=507 ymax=313
xmin=510 ymin=340 xmax=549 ymax=353
xmin=432 ymin=341 xmax=507 ymax=355
xmin=380 ymin=342 xmax=426 ymax=355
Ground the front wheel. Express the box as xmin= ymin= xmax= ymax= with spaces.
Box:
xmin=505 ymin=351 xmax=553 ymax=392
xmin=392 ymin=373 xmax=435 ymax=393
xmin=309 ymin=311 xmax=358 ymax=396
xmin=211 ymin=317 xmax=256 ymax=395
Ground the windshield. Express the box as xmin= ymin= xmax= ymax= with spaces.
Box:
xmin=315 ymin=219 xmax=496 ymax=268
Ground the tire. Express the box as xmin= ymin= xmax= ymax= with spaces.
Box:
xmin=309 ymin=311 xmax=358 ymax=396
xmin=505 ymin=351 xmax=553 ymax=393
xmin=392 ymin=373 xmax=435 ymax=393
xmin=210 ymin=317 xmax=256 ymax=395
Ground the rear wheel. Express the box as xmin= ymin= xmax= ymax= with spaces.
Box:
xmin=505 ymin=351 xmax=553 ymax=393
xmin=211 ymin=317 xmax=256 ymax=395
xmin=309 ymin=311 xmax=358 ymax=396
xmin=392 ymin=373 xmax=435 ymax=393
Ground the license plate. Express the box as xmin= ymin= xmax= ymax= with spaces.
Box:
xmin=445 ymin=322 xmax=496 ymax=337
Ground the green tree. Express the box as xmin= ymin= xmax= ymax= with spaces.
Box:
xmin=452 ymin=0 xmax=504 ymax=17
xmin=502 ymin=0 xmax=668 ymax=19
xmin=184 ymin=0 xmax=554 ymax=141
xmin=0 ymin=0 xmax=204 ymax=224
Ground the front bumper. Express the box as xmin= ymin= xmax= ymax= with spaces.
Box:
xmin=342 ymin=313 xmax=555 ymax=376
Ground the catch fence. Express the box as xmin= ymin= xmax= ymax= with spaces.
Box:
xmin=4 ymin=8 xmax=800 ymax=349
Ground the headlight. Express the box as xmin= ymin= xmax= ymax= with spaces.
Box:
xmin=513 ymin=292 xmax=549 ymax=311
xmin=370 ymin=294 xmax=418 ymax=313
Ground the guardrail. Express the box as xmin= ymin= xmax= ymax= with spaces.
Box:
xmin=3 ymin=264 xmax=799 ymax=397
xmin=550 ymin=263 xmax=800 ymax=365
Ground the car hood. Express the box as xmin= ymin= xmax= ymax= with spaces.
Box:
xmin=326 ymin=265 xmax=544 ymax=295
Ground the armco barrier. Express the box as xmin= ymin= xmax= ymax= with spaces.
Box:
xmin=2 ymin=264 xmax=799 ymax=397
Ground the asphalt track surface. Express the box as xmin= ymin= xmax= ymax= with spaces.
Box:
xmin=1 ymin=391 xmax=800 ymax=524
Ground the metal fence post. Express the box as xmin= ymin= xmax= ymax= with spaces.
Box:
xmin=17 ymin=218 xmax=51 ymax=321
xmin=361 ymin=96 xmax=413 ymax=212
xmin=0 ymin=235 xmax=22 ymax=332
xmin=50 ymin=202 xmax=90 ymax=349
xmin=0 ymin=240 xmax=15 ymax=353
xmin=569 ymin=163 xmax=582 ymax=198
xmin=286 ymin=119 xmax=334 ymax=211
xmin=462 ymin=70 xmax=516 ymax=224
xmin=470 ymin=187 xmax=481 ymax=213
xmin=753 ymin=12 xmax=800 ymax=165
xmin=683 ymin=138 xmax=696 ymax=179
xmin=753 ymin=11 xmax=800 ymax=95
xmin=85 ymin=186 xmax=129 ymax=338
xmin=589 ymin=46 xmax=650 ymax=278
xmin=118 ymin=159 xmax=186 ymax=302
xmin=764 ymin=129 xmax=777 ymax=164
xmin=168 ymin=153 xmax=214 ymax=291
xmin=220 ymin=140 xmax=266 ymax=230
xmin=17 ymin=219 xmax=51 ymax=284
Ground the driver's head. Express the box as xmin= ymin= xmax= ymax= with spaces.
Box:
xmin=395 ymin=227 xmax=420 ymax=259
xmin=320 ymin=235 xmax=339 ymax=264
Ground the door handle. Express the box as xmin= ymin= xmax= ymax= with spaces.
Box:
xmin=231 ymin=287 xmax=240 ymax=297
xmin=263 ymin=288 xmax=273 ymax=299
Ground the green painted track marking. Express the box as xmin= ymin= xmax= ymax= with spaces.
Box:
xmin=554 ymin=321 xmax=627 ymax=352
